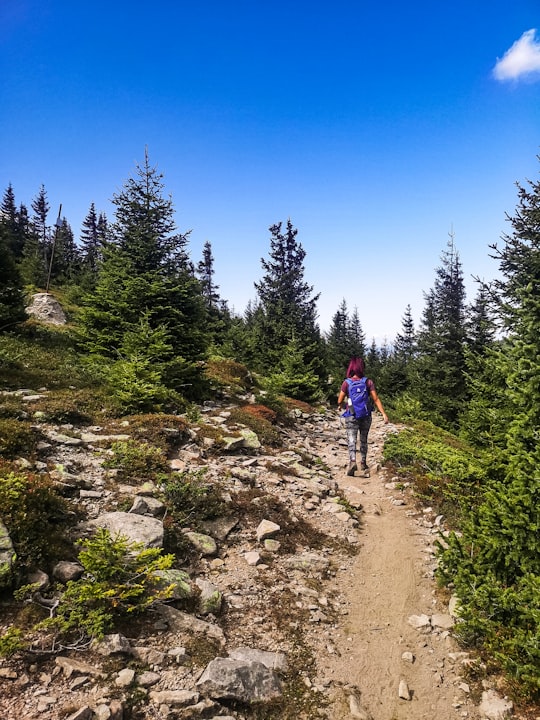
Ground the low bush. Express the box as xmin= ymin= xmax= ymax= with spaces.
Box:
xmin=16 ymin=528 xmax=175 ymax=644
xmin=0 ymin=469 xmax=72 ymax=571
xmin=103 ymin=439 xmax=169 ymax=482
xmin=0 ymin=419 xmax=37 ymax=458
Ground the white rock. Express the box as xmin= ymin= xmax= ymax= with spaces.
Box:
xmin=398 ymin=679 xmax=411 ymax=700
xmin=479 ymin=689 xmax=513 ymax=720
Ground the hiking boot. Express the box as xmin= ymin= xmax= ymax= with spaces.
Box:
xmin=360 ymin=460 xmax=370 ymax=477
xmin=347 ymin=462 xmax=357 ymax=476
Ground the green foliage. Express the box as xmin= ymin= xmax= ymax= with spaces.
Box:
xmin=204 ymin=356 xmax=253 ymax=395
xmin=162 ymin=469 xmax=226 ymax=528
xmin=228 ymin=406 xmax=282 ymax=447
xmin=264 ymin=337 xmax=324 ymax=404
xmin=0 ymin=419 xmax=36 ymax=457
xmin=0 ymin=469 xmax=71 ymax=571
xmin=383 ymin=423 xmax=487 ymax=519
xmin=0 ymin=627 xmax=25 ymax=657
xmin=103 ymin=439 xmax=169 ymax=481
xmin=37 ymin=529 xmax=174 ymax=641
xmin=0 ymin=326 xmax=102 ymax=392
xmin=77 ymin=152 xmax=207 ymax=387
xmin=437 ymin=164 xmax=540 ymax=698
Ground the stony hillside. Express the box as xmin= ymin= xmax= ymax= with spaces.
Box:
xmin=0 ymin=390 xmax=520 ymax=720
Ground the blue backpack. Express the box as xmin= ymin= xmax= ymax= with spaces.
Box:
xmin=343 ymin=377 xmax=372 ymax=419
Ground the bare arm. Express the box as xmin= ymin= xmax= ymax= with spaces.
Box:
xmin=370 ymin=389 xmax=389 ymax=423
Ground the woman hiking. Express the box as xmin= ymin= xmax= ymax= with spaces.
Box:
xmin=337 ymin=356 xmax=389 ymax=476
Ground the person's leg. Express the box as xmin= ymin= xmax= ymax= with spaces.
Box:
xmin=345 ymin=417 xmax=358 ymax=475
xmin=358 ymin=415 xmax=373 ymax=469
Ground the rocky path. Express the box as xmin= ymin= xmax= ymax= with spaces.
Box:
xmin=310 ymin=413 xmax=481 ymax=720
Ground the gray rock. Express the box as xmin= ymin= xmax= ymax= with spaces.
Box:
xmin=53 ymin=560 xmax=84 ymax=583
xmin=228 ymin=646 xmax=288 ymax=672
xmin=196 ymin=577 xmax=223 ymax=615
xmin=398 ymin=679 xmax=411 ymax=700
xmin=65 ymin=708 xmax=93 ymax=720
xmin=82 ymin=511 xmax=164 ymax=548
xmin=199 ymin=516 xmax=238 ymax=541
xmin=256 ymin=519 xmax=280 ymax=541
xmin=93 ymin=633 xmax=132 ymax=656
xmin=431 ymin=613 xmax=454 ymax=630
xmin=137 ymin=671 xmax=160 ymax=687
xmin=196 ymin=657 xmax=282 ymax=702
xmin=115 ymin=667 xmax=135 ymax=687
xmin=129 ymin=495 xmax=165 ymax=517
xmin=149 ymin=689 xmax=199 ymax=707
xmin=283 ymin=552 xmax=330 ymax=573
xmin=155 ymin=568 xmax=193 ymax=599
xmin=25 ymin=293 xmax=66 ymax=325
xmin=479 ymin=689 xmax=513 ymax=720
xmin=56 ymin=656 xmax=106 ymax=678
xmin=184 ymin=531 xmax=217 ymax=556
xmin=155 ymin=604 xmax=225 ymax=643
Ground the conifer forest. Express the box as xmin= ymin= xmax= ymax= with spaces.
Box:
xmin=1 ymin=151 xmax=539 ymax=705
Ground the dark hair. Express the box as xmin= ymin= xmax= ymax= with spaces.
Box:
xmin=347 ymin=356 xmax=365 ymax=378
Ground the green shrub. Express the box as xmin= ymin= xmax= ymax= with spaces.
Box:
xmin=20 ymin=529 xmax=175 ymax=643
xmin=103 ymin=439 xmax=169 ymax=481
xmin=0 ymin=419 xmax=36 ymax=458
xmin=228 ymin=407 xmax=282 ymax=447
xmin=0 ymin=469 xmax=72 ymax=571
xmin=382 ymin=423 xmax=487 ymax=520
xmin=162 ymin=469 xmax=226 ymax=530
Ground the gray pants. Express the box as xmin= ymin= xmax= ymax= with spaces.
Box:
xmin=345 ymin=414 xmax=372 ymax=464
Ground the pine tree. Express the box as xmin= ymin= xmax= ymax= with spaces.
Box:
xmin=0 ymin=185 xmax=26 ymax=259
xmin=410 ymin=237 xmax=467 ymax=426
xmin=78 ymin=151 xmax=207 ymax=403
xmin=253 ymin=219 xmax=323 ymax=381
xmin=80 ymin=203 xmax=101 ymax=276
xmin=394 ymin=304 xmax=416 ymax=360
xmin=325 ymin=298 xmax=352 ymax=382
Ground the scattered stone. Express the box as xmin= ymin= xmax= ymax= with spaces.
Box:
xmin=408 ymin=613 xmax=431 ymax=631
xmin=149 ymin=690 xmax=199 ymax=707
xmin=431 ymin=613 xmax=454 ymax=630
xmin=184 ymin=531 xmax=218 ymax=556
xmin=82 ymin=512 xmax=164 ymax=548
xmin=52 ymin=560 xmax=84 ymax=583
xmin=244 ymin=551 xmax=262 ymax=566
xmin=93 ymin=633 xmax=132 ymax=656
xmin=479 ymin=689 xmax=513 ymax=720
xmin=196 ymin=577 xmax=223 ymax=615
xmin=196 ymin=657 xmax=282 ymax=702
xmin=398 ymin=679 xmax=411 ymax=700
xmin=256 ymin=519 xmax=280 ymax=541
xmin=115 ymin=668 xmax=135 ymax=687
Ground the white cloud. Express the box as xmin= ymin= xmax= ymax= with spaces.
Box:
xmin=493 ymin=28 xmax=540 ymax=81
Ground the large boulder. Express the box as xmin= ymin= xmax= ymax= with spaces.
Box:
xmin=25 ymin=293 xmax=66 ymax=325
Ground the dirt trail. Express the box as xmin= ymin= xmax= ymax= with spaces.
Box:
xmin=310 ymin=414 xmax=479 ymax=720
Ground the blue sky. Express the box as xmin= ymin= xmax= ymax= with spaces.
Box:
xmin=2 ymin=1 xmax=540 ymax=342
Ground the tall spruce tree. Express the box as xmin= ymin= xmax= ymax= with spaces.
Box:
xmin=0 ymin=185 xmax=26 ymax=259
xmin=410 ymin=237 xmax=467 ymax=426
xmin=80 ymin=203 xmax=101 ymax=277
xmin=78 ymin=151 xmax=206 ymax=403
xmin=253 ymin=219 xmax=324 ymax=385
